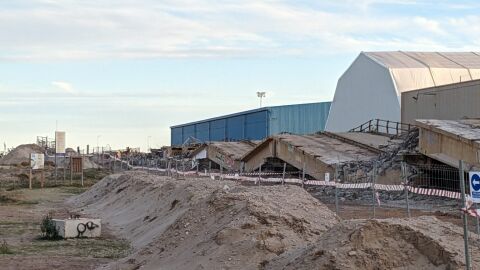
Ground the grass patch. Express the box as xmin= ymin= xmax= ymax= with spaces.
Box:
xmin=0 ymin=240 xmax=14 ymax=255
xmin=0 ymin=221 xmax=39 ymax=237
xmin=19 ymin=238 xmax=131 ymax=258
xmin=0 ymin=192 xmax=19 ymax=203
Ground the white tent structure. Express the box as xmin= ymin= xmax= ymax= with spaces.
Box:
xmin=325 ymin=51 xmax=480 ymax=132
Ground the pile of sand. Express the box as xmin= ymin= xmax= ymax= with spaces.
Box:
xmin=266 ymin=216 xmax=480 ymax=270
xmin=0 ymin=144 xmax=44 ymax=166
xmin=70 ymin=171 xmax=339 ymax=270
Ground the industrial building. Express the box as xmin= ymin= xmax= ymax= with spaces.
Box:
xmin=402 ymin=79 xmax=480 ymax=125
xmin=170 ymin=102 xmax=331 ymax=146
xmin=326 ymin=51 xmax=480 ymax=132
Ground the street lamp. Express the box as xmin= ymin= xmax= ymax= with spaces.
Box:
xmin=257 ymin=91 xmax=266 ymax=108
xmin=147 ymin=136 xmax=152 ymax=153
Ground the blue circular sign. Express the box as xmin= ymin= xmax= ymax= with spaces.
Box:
xmin=472 ymin=174 xmax=480 ymax=191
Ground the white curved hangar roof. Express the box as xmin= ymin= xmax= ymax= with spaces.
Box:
xmin=325 ymin=51 xmax=480 ymax=132
xmin=367 ymin=51 xmax=480 ymax=92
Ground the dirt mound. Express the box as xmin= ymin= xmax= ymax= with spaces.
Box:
xmin=267 ymin=216 xmax=480 ymax=270
xmin=70 ymin=171 xmax=339 ymax=270
xmin=0 ymin=144 xmax=44 ymax=166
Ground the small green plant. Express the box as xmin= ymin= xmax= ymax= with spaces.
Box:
xmin=0 ymin=240 xmax=13 ymax=254
xmin=40 ymin=213 xmax=60 ymax=240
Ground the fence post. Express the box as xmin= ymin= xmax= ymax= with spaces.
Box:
xmin=258 ymin=165 xmax=261 ymax=185
xmin=476 ymin=203 xmax=480 ymax=237
xmin=402 ymin=161 xmax=411 ymax=218
xmin=334 ymin=165 xmax=339 ymax=217
xmin=302 ymin=162 xmax=305 ymax=188
xmin=208 ymin=161 xmax=212 ymax=176
xmin=333 ymin=164 xmax=338 ymax=216
xmin=282 ymin=162 xmax=286 ymax=185
xmin=372 ymin=163 xmax=377 ymax=219
xmin=459 ymin=160 xmax=471 ymax=270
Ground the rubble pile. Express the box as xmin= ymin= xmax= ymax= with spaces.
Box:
xmin=340 ymin=128 xmax=419 ymax=182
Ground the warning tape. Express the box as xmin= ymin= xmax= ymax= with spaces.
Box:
xmin=132 ymin=167 xmax=462 ymax=200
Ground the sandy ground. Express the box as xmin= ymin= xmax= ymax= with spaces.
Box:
xmin=4 ymin=171 xmax=480 ymax=270
xmin=0 ymin=187 xmax=130 ymax=270
xmin=70 ymin=172 xmax=339 ymax=270
xmin=68 ymin=171 xmax=480 ymax=270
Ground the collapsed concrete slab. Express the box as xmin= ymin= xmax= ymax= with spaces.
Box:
xmin=190 ymin=141 xmax=259 ymax=171
xmin=416 ymin=119 xmax=480 ymax=169
xmin=241 ymin=133 xmax=380 ymax=180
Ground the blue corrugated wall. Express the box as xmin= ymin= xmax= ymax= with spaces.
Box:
xmin=170 ymin=102 xmax=331 ymax=145
xmin=268 ymin=102 xmax=331 ymax=135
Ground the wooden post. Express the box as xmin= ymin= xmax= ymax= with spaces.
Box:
xmin=29 ymin=168 xmax=33 ymax=189
xmin=63 ymin=155 xmax=67 ymax=183
xmin=70 ymin=156 xmax=73 ymax=185
xmin=40 ymin=170 xmax=45 ymax=188
xmin=81 ymin=155 xmax=84 ymax=187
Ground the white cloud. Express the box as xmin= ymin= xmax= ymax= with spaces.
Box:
xmin=51 ymin=81 xmax=76 ymax=94
xmin=0 ymin=0 xmax=478 ymax=60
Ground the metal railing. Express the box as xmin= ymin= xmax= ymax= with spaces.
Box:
xmin=349 ymin=119 xmax=414 ymax=136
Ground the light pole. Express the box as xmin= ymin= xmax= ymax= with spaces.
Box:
xmin=257 ymin=91 xmax=266 ymax=108
xmin=147 ymin=136 xmax=152 ymax=153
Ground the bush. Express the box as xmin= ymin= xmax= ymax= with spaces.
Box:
xmin=0 ymin=240 xmax=13 ymax=254
xmin=40 ymin=213 xmax=60 ymax=240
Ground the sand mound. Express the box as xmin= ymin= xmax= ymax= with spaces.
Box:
xmin=267 ymin=216 xmax=480 ymax=270
xmin=70 ymin=171 xmax=339 ymax=270
xmin=0 ymin=144 xmax=44 ymax=166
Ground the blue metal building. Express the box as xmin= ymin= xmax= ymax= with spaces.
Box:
xmin=170 ymin=102 xmax=331 ymax=146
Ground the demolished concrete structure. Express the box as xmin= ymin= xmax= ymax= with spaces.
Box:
xmin=241 ymin=133 xmax=381 ymax=180
xmin=190 ymin=141 xmax=259 ymax=171
xmin=416 ymin=119 xmax=480 ymax=169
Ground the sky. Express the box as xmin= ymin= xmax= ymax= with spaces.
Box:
xmin=1 ymin=0 xmax=480 ymax=151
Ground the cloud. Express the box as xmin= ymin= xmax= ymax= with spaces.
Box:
xmin=0 ymin=0 xmax=478 ymax=60
xmin=51 ymin=81 xmax=76 ymax=94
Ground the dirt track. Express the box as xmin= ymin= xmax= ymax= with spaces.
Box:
xmin=0 ymin=187 xmax=130 ymax=270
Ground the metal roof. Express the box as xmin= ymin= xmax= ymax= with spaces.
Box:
xmin=170 ymin=101 xmax=330 ymax=128
xmin=365 ymin=51 xmax=480 ymax=69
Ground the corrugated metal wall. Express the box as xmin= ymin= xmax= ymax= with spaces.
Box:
xmin=401 ymin=80 xmax=480 ymax=125
xmin=268 ymin=102 xmax=331 ymax=135
xmin=170 ymin=109 xmax=268 ymax=145
xmin=170 ymin=102 xmax=331 ymax=145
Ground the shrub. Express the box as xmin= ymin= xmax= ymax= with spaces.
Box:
xmin=0 ymin=240 xmax=13 ymax=254
xmin=40 ymin=213 xmax=60 ymax=240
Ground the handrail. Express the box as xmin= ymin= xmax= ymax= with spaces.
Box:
xmin=349 ymin=119 xmax=415 ymax=136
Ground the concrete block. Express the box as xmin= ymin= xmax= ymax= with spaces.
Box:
xmin=52 ymin=218 xmax=101 ymax=239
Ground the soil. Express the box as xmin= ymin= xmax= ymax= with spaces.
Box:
xmin=4 ymin=170 xmax=480 ymax=270
xmin=0 ymin=144 xmax=44 ymax=166
xmin=70 ymin=171 xmax=339 ymax=270
xmin=266 ymin=216 xmax=480 ymax=270
xmin=0 ymin=187 xmax=130 ymax=270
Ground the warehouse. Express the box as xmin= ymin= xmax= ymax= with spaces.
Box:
xmin=402 ymin=79 xmax=480 ymax=125
xmin=326 ymin=51 xmax=480 ymax=132
xmin=170 ymin=102 xmax=331 ymax=146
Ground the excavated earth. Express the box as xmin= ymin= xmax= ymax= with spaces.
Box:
xmin=266 ymin=216 xmax=480 ymax=270
xmin=70 ymin=171 xmax=339 ymax=270
xmin=70 ymin=171 xmax=480 ymax=270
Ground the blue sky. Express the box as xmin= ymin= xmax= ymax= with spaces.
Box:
xmin=1 ymin=0 xmax=479 ymax=151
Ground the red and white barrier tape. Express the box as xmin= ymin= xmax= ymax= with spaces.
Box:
xmin=133 ymin=167 xmax=462 ymax=200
